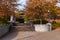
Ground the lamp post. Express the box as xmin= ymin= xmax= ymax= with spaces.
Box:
xmin=48 ymin=10 xmax=50 ymax=23
xmin=47 ymin=10 xmax=52 ymax=31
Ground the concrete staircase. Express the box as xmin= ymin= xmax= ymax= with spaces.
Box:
xmin=12 ymin=23 xmax=34 ymax=31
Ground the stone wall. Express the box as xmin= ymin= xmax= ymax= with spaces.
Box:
xmin=0 ymin=25 xmax=9 ymax=37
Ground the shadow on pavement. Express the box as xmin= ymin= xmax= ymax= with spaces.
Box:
xmin=0 ymin=31 xmax=19 ymax=40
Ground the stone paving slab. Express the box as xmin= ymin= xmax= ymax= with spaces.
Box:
xmin=1 ymin=30 xmax=60 ymax=40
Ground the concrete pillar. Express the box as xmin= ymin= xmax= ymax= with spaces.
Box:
xmin=13 ymin=16 xmax=16 ymax=22
xmin=10 ymin=16 xmax=14 ymax=22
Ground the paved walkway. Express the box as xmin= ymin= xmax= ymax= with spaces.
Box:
xmin=1 ymin=30 xmax=60 ymax=40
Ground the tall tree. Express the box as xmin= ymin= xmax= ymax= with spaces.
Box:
xmin=24 ymin=0 xmax=57 ymax=23
xmin=0 ymin=0 xmax=18 ymax=16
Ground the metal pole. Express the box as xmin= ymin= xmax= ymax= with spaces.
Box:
xmin=48 ymin=10 xmax=50 ymax=23
xmin=47 ymin=10 xmax=52 ymax=31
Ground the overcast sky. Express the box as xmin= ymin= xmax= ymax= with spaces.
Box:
xmin=17 ymin=0 xmax=27 ymax=10
xmin=56 ymin=3 xmax=60 ymax=7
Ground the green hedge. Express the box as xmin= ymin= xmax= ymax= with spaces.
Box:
xmin=32 ymin=19 xmax=48 ymax=24
xmin=0 ymin=17 xmax=8 ymax=26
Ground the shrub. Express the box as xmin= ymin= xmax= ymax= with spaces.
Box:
xmin=32 ymin=19 xmax=48 ymax=24
xmin=24 ymin=17 xmax=28 ymax=23
xmin=52 ymin=22 xmax=60 ymax=29
xmin=0 ymin=17 xmax=8 ymax=26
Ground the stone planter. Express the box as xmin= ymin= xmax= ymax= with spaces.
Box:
xmin=0 ymin=24 xmax=9 ymax=37
xmin=34 ymin=24 xmax=50 ymax=32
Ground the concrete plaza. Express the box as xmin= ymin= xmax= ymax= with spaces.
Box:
xmin=1 ymin=30 xmax=60 ymax=40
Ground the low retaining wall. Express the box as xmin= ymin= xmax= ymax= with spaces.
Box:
xmin=0 ymin=24 xmax=9 ymax=37
xmin=34 ymin=24 xmax=52 ymax=32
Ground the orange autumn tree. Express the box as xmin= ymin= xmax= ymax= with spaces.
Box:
xmin=0 ymin=0 xmax=18 ymax=23
xmin=0 ymin=0 xmax=18 ymax=17
xmin=55 ymin=7 xmax=60 ymax=19
xmin=24 ymin=0 xmax=57 ymax=23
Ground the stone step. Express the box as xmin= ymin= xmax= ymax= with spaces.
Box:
xmin=12 ymin=26 xmax=34 ymax=31
xmin=15 ymin=23 xmax=30 ymax=26
xmin=11 ymin=23 xmax=34 ymax=31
